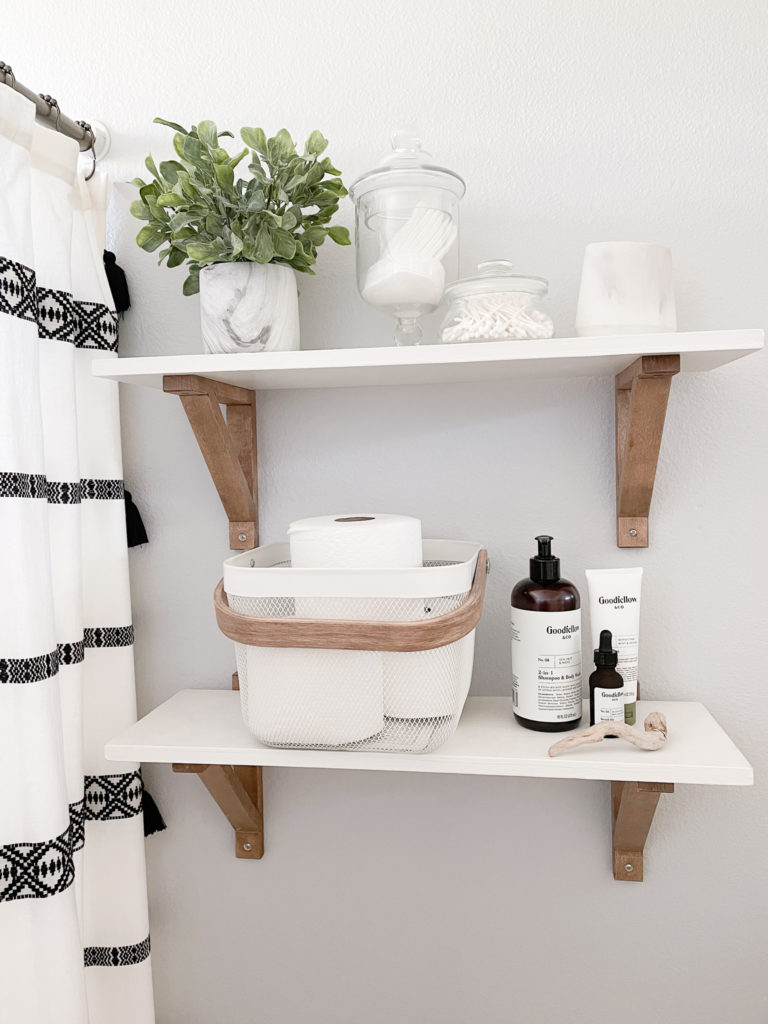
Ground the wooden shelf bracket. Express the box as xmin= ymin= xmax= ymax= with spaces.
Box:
xmin=611 ymin=780 xmax=673 ymax=881
xmin=172 ymin=762 xmax=264 ymax=859
xmin=163 ymin=374 xmax=258 ymax=551
xmin=615 ymin=354 xmax=680 ymax=547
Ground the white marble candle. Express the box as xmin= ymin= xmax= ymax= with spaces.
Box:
xmin=199 ymin=262 xmax=300 ymax=353
xmin=575 ymin=242 xmax=677 ymax=336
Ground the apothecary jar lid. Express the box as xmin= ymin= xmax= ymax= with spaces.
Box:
xmin=445 ymin=260 xmax=549 ymax=300
xmin=349 ymin=130 xmax=466 ymax=201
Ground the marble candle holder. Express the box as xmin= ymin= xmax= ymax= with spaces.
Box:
xmin=575 ymin=242 xmax=677 ymax=337
xmin=199 ymin=262 xmax=300 ymax=353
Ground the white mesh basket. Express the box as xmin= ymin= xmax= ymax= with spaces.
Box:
xmin=215 ymin=541 xmax=488 ymax=753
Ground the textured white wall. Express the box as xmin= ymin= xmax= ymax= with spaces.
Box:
xmin=7 ymin=2 xmax=768 ymax=1022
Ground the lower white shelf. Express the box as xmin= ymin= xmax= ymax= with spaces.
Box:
xmin=106 ymin=689 xmax=753 ymax=786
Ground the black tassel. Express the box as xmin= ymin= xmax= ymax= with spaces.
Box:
xmin=125 ymin=489 xmax=149 ymax=547
xmin=142 ymin=789 xmax=167 ymax=838
xmin=103 ymin=250 xmax=131 ymax=316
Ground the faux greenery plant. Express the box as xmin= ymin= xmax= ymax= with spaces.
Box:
xmin=130 ymin=118 xmax=351 ymax=295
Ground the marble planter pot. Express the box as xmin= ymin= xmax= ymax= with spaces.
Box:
xmin=575 ymin=242 xmax=677 ymax=337
xmin=199 ymin=262 xmax=300 ymax=353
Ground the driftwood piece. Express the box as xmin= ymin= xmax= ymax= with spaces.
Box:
xmin=548 ymin=712 xmax=668 ymax=758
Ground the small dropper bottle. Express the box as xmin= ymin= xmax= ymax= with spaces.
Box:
xmin=589 ymin=629 xmax=625 ymax=733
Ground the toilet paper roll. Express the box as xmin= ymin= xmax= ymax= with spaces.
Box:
xmin=238 ymin=644 xmax=384 ymax=747
xmin=289 ymin=513 xmax=423 ymax=620
xmin=288 ymin=513 xmax=423 ymax=569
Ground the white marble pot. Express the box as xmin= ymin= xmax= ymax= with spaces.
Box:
xmin=575 ymin=242 xmax=677 ymax=337
xmin=199 ymin=262 xmax=300 ymax=353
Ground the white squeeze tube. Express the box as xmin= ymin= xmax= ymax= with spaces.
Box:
xmin=585 ymin=568 xmax=643 ymax=726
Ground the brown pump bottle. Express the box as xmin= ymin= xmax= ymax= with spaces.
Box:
xmin=511 ymin=535 xmax=583 ymax=732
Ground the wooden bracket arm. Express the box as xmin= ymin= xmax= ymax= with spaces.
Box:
xmin=612 ymin=780 xmax=673 ymax=881
xmin=163 ymin=374 xmax=258 ymax=550
xmin=615 ymin=355 xmax=680 ymax=547
xmin=173 ymin=763 xmax=264 ymax=859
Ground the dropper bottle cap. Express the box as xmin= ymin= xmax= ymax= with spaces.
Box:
xmin=529 ymin=535 xmax=561 ymax=583
xmin=594 ymin=629 xmax=618 ymax=668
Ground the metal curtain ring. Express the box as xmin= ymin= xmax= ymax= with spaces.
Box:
xmin=76 ymin=120 xmax=97 ymax=180
xmin=39 ymin=93 xmax=61 ymax=131
xmin=0 ymin=62 xmax=16 ymax=88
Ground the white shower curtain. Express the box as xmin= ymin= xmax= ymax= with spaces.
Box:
xmin=0 ymin=88 xmax=155 ymax=1023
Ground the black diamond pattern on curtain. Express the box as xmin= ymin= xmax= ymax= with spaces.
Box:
xmin=84 ymin=936 xmax=151 ymax=968
xmin=75 ymin=300 xmax=119 ymax=351
xmin=36 ymin=287 xmax=76 ymax=342
xmin=84 ymin=771 xmax=143 ymax=821
xmin=0 ymin=256 xmax=36 ymax=322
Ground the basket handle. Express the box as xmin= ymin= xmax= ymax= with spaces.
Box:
xmin=214 ymin=549 xmax=488 ymax=653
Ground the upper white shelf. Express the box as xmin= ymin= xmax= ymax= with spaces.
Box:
xmin=106 ymin=690 xmax=753 ymax=786
xmin=93 ymin=330 xmax=763 ymax=392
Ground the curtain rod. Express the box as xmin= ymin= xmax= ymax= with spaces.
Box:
xmin=0 ymin=61 xmax=94 ymax=152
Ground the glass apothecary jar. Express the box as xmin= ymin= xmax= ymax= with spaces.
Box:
xmin=349 ymin=131 xmax=465 ymax=346
xmin=440 ymin=261 xmax=554 ymax=343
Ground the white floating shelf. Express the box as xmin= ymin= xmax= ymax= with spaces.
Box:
xmin=107 ymin=690 xmax=752 ymax=787
xmin=93 ymin=330 xmax=763 ymax=392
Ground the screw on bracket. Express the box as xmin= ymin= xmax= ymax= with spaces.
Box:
xmin=629 ymin=529 xmax=638 ymax=537
xmin=625 ymin=863 xmax=633 ymax=873
xmin=238 ymin=533 xmax=247 ymax=542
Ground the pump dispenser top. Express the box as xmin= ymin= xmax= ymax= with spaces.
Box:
xmin=529 ymin=535 xmax=561 ymax=583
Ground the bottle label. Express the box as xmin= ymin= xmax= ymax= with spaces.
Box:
xmin=593 ymin=687 xmax=626 ymax=725
xmin=511 ymin=608 xmax=582 ymax=722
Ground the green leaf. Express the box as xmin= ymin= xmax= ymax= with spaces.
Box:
xmin=322 ymin=179 xmax=348 ymax=196
xmin=271 ymin=228 xmax=296 ymax=260
xmin=230 ymin=233 xmax=244 ymax=257
xmin=281 ymin=208 xmax=298 ymax=231
xmin=252 ymin=221 xmax=275 ymax=263
xmin=157 ymin=192 xmax=184 ymax=207
xmin=145 ymin=154 xmax=161 ymax=180
xmin=306 ymin=130 xmax=328 ymax=155
xmin=169 ymin=211 xmax=193 ymax=232
xmin=182 ymin=265 xmax=200 ymax=295
xmin=214 ymin=162 xmax=234 ymax=191
xmin=130 ymin=200 xmax=151 ymax=221
xmin=136 ymin=225 xmax=166 ymax=252
xmin=306 ymin=162 xmax=325 ymax=186
xmin=241 ymin=127 xmax=267 ymax=153
xmin=270 ymin=129 xmax=295 ymax=161
xmin=196 ymin=120 xmax=218 ymax=147
xmin=159 ymin=160 xmax=185 ymax=185
xmin=320 ymin=157 xmax=341 ymax=175
xmin=328 ymin=225 xmax=351 ymax=245
xmin=145 ymin=195 xmax=168 ymax=222
xmin=129 ymin=177 xmax=147 ymax=188
xmin=154 ymin=117 xmax=189 ymax=134
xmin=228 ymin=147 xmax=249 ymax=170
xmin=167 ymin=247 xmax=186 ymax=268
xmin=182 ymin=135 xmax=205 ymax=165
xmin=186 ymin=241 xmax=219 ymax=261
xmin=303 ymin=225 xmax=327 ymax=245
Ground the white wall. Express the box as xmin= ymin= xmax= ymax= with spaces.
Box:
xmin=7 ymin=2 xmax=768 ymax=1021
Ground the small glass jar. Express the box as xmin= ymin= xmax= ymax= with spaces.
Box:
xmin=441 ymin=261 xmax=554 ymax=343
xmin=349 ymin=131 xmax=465 ymax=346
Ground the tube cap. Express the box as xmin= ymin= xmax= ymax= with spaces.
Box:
xmin=529 ymin=535 xmax=560 ymax=583
xmin=594 ymin=629 xmax=618 ymax=668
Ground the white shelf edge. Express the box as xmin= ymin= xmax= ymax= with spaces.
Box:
xmin=92 ymin=329 xmax=764 ymax=392
xmin=106 ymin=691 xmax=754 ymax=787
